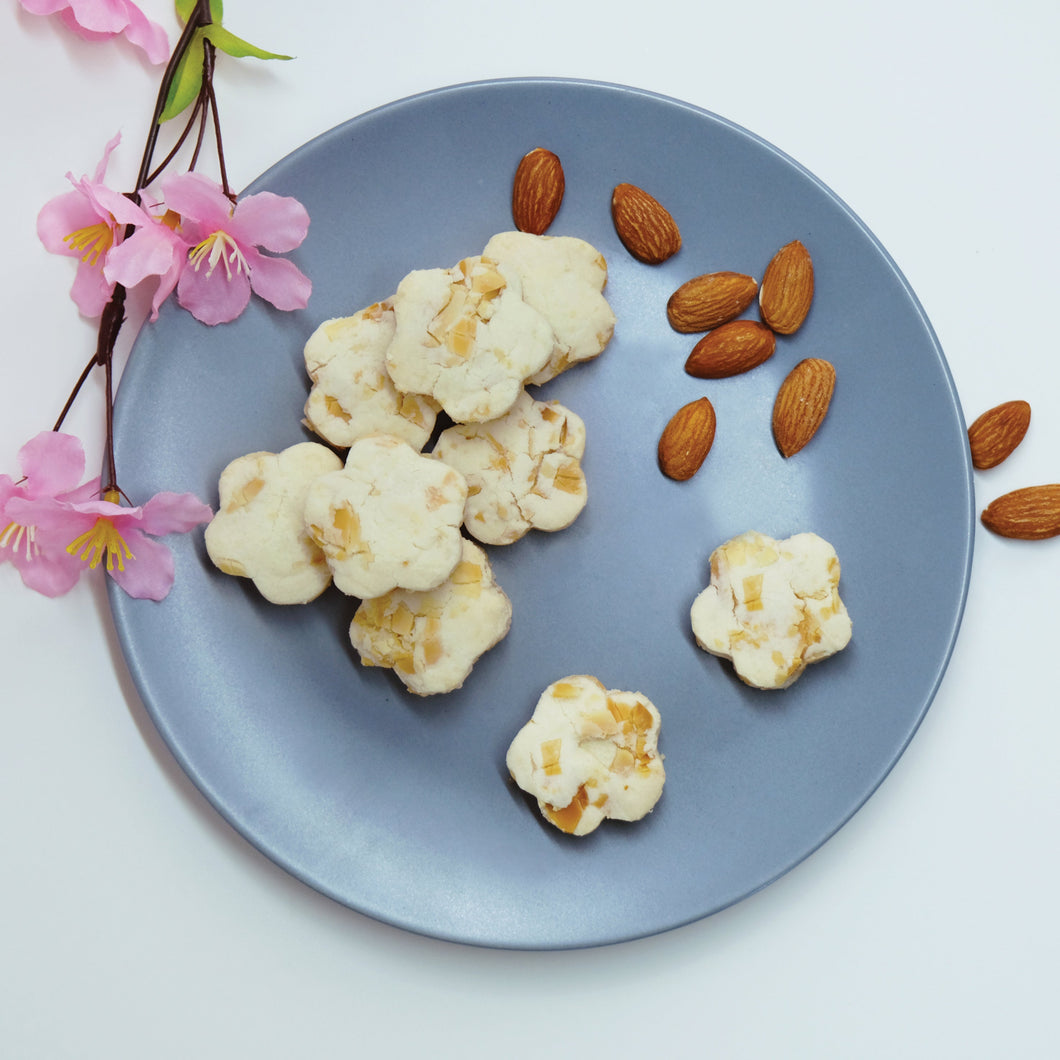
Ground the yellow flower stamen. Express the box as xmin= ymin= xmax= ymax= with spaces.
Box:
xmin=63 ymin=221 xmax=115 ymax=267
xmin=187 ymin=230 xmax=248 ymax=280
xmin=1 ymin=520 xmax=38 ymax=560
xmin=66 ymin=489 xmax=134 ymax=573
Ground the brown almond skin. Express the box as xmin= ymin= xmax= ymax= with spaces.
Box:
xmin=512 ymin=148 xmax=565 ymax=235
xmin=658 ymin=397 xmax=717 ymax=481
xmin=685 ymin=320 xmax=776 ymax=379
xmin=967 ymin=399 xmax=1031 ymax=469
xmin=772 ymin=358 xmax=836 ymax=457
xmin=611 ymin=183 xmax=681 ymax=264
xmin=760 ymin=240 xmax=814 ymax=334
xmin=667 ymin=272 xmax=758 ymax=333
xmin=980 ymin=484 xmax=1060 ymax=540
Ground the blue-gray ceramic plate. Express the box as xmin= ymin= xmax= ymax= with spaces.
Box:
xmin=109 ymin=78 xmax=973 ymax=949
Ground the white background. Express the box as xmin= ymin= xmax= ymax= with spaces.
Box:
xmin=3 ymin=1 xmax=1059 ymax=1056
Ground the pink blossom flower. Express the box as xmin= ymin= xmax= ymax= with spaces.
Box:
xmin=15 ymin=485 xmax=213 ymax=601
xmin=20 ymin=0 xmax=170 ymax=64
xmin=0 ymin=431 xmax=100 ymax=597
xmin=37 ymin=132 xmax=125 ymax=318
xmin=101 ymin=193 xmax=188 ymax=322
xmin=162 ymin=171 xmax=312 ymax=326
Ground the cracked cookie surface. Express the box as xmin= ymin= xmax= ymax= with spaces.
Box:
xmin=506 ymin=674 xmax=666 ymax=836
xmin=433 ymin=390 xmax=587 ymax=545
xmin=304 ymin=433 xmax=467 ymax=599
xmin=690 ymin=530 xmax=852 ymax=689
xmin=302 ymin=301 xmax=440 ymax=451
xmin=385 ymin=256 xmax=554 ymax=424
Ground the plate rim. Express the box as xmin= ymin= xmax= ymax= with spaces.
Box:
xmin=107 ymin=75 xmax=975 ymax=949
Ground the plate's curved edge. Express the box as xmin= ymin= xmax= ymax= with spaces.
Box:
xmin=104 ymin=76 xmax=977 ymax=951
xmin=103 ymin=578 xmax=740 ymax=950
xmin=104 ymin=582 xmax=687 ymax=950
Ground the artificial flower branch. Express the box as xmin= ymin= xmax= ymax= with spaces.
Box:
xmin=4 ymin=1 xmax=311 ymax=601
xmin=136 ymin=0 xmax=220 ymax=194
xmin=144 ymin=39 xmax=232 ymax=197
xmin=53 ymin=0 xmax=216 ymax=497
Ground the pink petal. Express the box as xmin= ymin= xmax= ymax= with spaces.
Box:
xmin=92 ymin=183 xmax=150 ymax=229
xmin=10 ymin=496 xmax=96 ymax=538
xmin=112 ymin=1 xmax=169 ymax=64
xmin=137 ymin=491 xmax=213 ymax=535
xmin=161 ymin=172 xmax=233 ymax=232
xmin=17 ymin=431 xmax=86 ymax=496
xmin=69 ymin=260 xmax=116 ymax=318
xmin=19 ymin=1 xmax=72 ymax=15
xmin=64 ymin=0 xmax=131 ymax=33
xmin=40 ymin=2 xmax=170 ymax=64
xmin=177 ymin=258 xmax=251 ymax=325
xmin=69 ymin=497 xmax=141 ymax=521
xmin=63 ymin=477 xmax=104 ymax=504
xmin=56 ymin=17 xmax=115 ymax=44
xmin=36 ymin=189 xmax=98 ymax=255
xmin=92 ymin=131 xmax=123 ymax=183
xmin=107 ymin=529 xmax=176 ymax=600
xmin=247 ymin=251 xmax=312 ymax=312
xmin=1 ymin=495 xmax=90 ymax=597
xmin=103 ymin=222 xmax=184 ymax=287
xmin=118 ymin=256 xmax=185 ymax=321
xmin=230 ymin=192 xmax=310 ymax=253
xmin=146 ymin=263 xmax=184 ymax=320
xmin=9 ymin=529 xmax=87 ymax=597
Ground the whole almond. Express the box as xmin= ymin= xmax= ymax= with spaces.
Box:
xmin=981 ymin=484 xmax=1060 ymax=539
xmin=967 ymin=399 xmax=1031 ymax=469
xmin=760 ymin=240 xmax=814 ymax=334
xmin=685 ymin=320 xmax=777 ymax=379
xmin=611 ymin=183 xmax=682 ymax=264
xmin=666 ymin=272 xmax=758 ymax=333
xmin=772 ymin=357 xmax=836 ymax=457
xmin=658 ymin=396 xmax=717 ymax=481
xmin=512 ymin=148 xmax=565 ymax=235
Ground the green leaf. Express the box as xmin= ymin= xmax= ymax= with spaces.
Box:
xmin=202 ymin=23 xmax=292 ymax=61
xmin=175 ymin=0 xmax=223 ymax=25
xmin=159 ymin=30 xmax=206 ymax=122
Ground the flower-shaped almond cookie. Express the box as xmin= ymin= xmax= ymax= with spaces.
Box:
xmin=303 ymin=433 xmax=467 ymax=599
xmin=302 ymin=301 xmax=440 ymax=451
xmin=349 ymin=537 xmax=512 ymax=696
xmin=482 ymin=231 xmax=616 ymax=385
xmin=204 ymin=441 xmax=343 ymax=604
xmin=385 ymin=255 xmax=554 ymax=424
xmin=506 ymin=674 xmax=666 ymax=836
xmin=690 ymin=530 xmax=852 ymax=689
xmin=433 ymin=390 xmax=587 ymax=545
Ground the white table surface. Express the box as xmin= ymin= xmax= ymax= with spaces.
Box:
xmin=3 ymin=2 xmax=1059 ymax=1056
